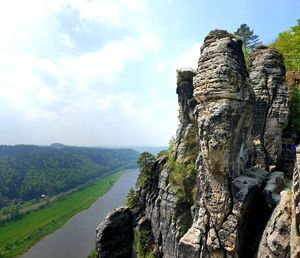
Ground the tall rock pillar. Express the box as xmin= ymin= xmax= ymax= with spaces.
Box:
xmin=250 ymin=47 xmax=289 ymax=169
xmin=178 ymin=30 xmax=255 ymax=257
xmin=175 ymin=69 xmax=197 ymax=163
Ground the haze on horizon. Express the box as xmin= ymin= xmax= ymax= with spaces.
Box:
xmin=0 ymin=0 xmax=299 ymax=146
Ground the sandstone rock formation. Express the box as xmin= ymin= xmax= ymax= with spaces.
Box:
xmin=250 ymin=47 xmax=289 ymax=169
xmin=95 ymin=29 xmax=293 ymax=258
xmin=178 ymin=30 xmax=256 ymax=257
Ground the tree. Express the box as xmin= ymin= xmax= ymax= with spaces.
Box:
xmin=234 ymin=23 xmax=261 ymax=51
xmin=125 ymin=188 xmax=137 ymax=208
xmin=272 ymin=19 xmax=300 ymax=71
xmin=136 ymin=152 xmax=156 ymax=187
xmin=137 ymin=152 xmax=156 ymax=172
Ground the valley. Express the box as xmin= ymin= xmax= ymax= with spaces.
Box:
xmin=0 ymin=145 xmax=139 ymax=258
xmin=0 ymin=170 xmax=124 ymax=258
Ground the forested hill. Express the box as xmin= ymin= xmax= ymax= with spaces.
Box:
xmin=0 ymin=145 xmax=139 ymax=206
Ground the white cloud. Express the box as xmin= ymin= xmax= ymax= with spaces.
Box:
xmin=0 ymin=31 xmax=166 ymax=145
xmin=0 ymin=0 xmax=173 ymax=146
xmin=59 ymin=33 xmax=75 ymax=49
xmin=48 ymin=0 xmax=150 ymax=31
xmin=48 ymin=0 xmax=121 ymax=27
xmin=0 ymin=1 xmax=49 ymax=51
xmin=174 ymin=42 xmax=200 ymax=70
xmin=0 ymin=31 xmax=158 ymax=113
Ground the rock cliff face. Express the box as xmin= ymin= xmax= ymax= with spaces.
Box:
xmin=95 ymin=30 xmax=293 ymax=258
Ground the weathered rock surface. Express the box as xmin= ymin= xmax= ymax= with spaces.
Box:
xmin=178 ymin=30 xmax=256 ymax=257
xmin=257 ymin=190 xmax=292 ymax=258
xmin=193 ymin=30 xmax=254 ymax=226
xmin=96 ymin=207 xmax=133 ymax=258
xmin=263 ymin=171 xmax=287 ymax=209
xmin=250 ymin=47 xmax=289 ymax=169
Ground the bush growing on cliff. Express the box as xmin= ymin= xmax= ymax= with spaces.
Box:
xmin=133 ymin=227 xmax=154 ymax=258
xmin=136 ymin=152 xmax=156 ymax=187
xmin=183 ymin=127 xmax=198 ymax=161
xmin=166 ymin=129 xmax=197 ymax=203
xmin=125 ymin=188 xmax=138 ymax=208
xmin=167 ymin=155 xmax=196 ymax=204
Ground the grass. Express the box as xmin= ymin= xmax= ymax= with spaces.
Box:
xmin=0 ymin=170 xmax=123 ymax=258
xmin=87 ymin=248 xmax=97 ymax=258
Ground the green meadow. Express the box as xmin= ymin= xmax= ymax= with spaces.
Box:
xmin=0 ymin=170 xmax=123 ymax=258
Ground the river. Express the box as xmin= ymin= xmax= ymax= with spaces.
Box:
xmin=22 ymin=168 xmax=139 ymax=258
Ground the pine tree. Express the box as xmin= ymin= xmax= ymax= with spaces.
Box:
xmin=234 ymin=24 xmax=261 ymax=51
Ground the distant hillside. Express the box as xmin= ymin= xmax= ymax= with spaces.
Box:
xmin=94 ymin=146 xmax=168 ymax=155
xmin=124 ymin=146 xmax=167 ymax=155
xmin=0 ymin=145 xmax=139 ymax=206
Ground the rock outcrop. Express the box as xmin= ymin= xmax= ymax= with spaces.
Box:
xmin=178 ymin=30 xmax=257 ymax=257
xmin=257 ymin=190 xmax=292 ymax=258
xmin=95 ymin=30 xmax=293 ymax=258
xmin=250 ymin=47 xmax=289 ymax=170
xmin=175 ymin=69 xmax=197 ymax=163
xmin=96 ymin=207 xmax=133 ymax=258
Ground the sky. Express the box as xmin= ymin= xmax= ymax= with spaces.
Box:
xmin=0 ymin=0 xmax=299 ymax=147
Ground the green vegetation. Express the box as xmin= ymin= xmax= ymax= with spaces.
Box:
xmin=290 ymin=85 xmax=300 ymax=137
xmin=87 ymin=248 xmax=97 ymax=258
xmin=126 ymin=149 xmax=168 ymax=208
xmin=234 ymin=23 xmax=261 ymax=51
xmin=136 ymin=152 xmax=157 ymax=188
xmin=0 ymin=171 xmax=123 ymax=258
xmin=178 ymin=220 xmax=190 ymax=239
xmin=167 ymin=155 xmax=196 ymax=204
xmin=242 ymin=46 xmax=251 ymax=71
xmin=183 ymin=127 xmax=198 ymax=161
xmin=125 ymin=188 xmax=138 ymax=208
xmin=233 ymin=24 xmax=261 ymax=70
xmin=271 ymin=19 xmax=300 ymax=136
xmin=166 ymin=130 xmax=197 ymax=204
xmin=176 ymin=69 xmax=184 ymax=82
xmin=0 ymin=145 xmax=138 ymax=206
xmin=133 ymin=227 xmax=154 ymax=258
xmin=272 ymin=19 xmax=300 ymax=71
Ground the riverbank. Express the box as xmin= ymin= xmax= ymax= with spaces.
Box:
xmin=22 ymin=168 xmax=139 ymax=258
xmin=0 ymin=170 xmax=123 ymax=258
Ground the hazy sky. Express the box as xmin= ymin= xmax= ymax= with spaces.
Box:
xmin=0 ymin=0 xmax=299 ymax=146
